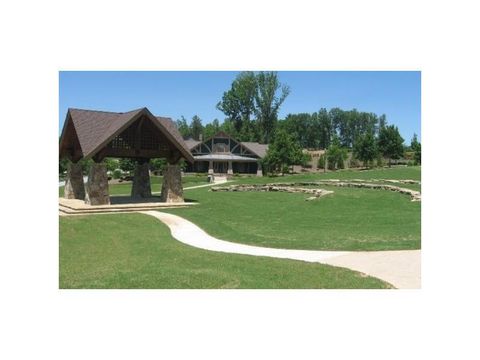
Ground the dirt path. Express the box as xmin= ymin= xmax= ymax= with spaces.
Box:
xmin=141 ymin=211 xmax=420 ymax=289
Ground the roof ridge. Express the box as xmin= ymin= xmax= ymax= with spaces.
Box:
xmin=68 ymin=107 xmax=145 ymax=115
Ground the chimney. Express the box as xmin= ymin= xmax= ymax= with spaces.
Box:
xmin=199 ymin=134 xmax=203 ymax=141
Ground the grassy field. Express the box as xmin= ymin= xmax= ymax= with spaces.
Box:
xmin=59 ymin=213 xmax=392 ymax=289
xmin=59 ymin=175 xmax=207 ymax=197
xmin=163 ymin=166 xmax=421 ymax=251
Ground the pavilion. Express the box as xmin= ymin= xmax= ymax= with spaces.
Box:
xmin=59 ymin=107 xmax=194 ymax=205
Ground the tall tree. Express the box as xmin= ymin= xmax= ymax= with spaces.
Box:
xmin=354 ymin=131 xmax=378 ymax=168
xmin=254 ymin=71 xmax=290 ymax=143
xmin=378 ymin=125 xmax=404 ymax=166
xmin=410 ymin=133 xmax=421 ymax=165
xmin=176 ymin=116 xmax=191 ymax=138
xmin=378 ymin=114 xmax=387 ymax=132
xmin=280 ymin=113 xmax=313 ymax=148
xmin=317 ymin=108 xmax=332 ymax=149
xmin=204 ymin=118 xmax=220 ymax=139
xmin=216 ymin=71 xmax=257 ymax=136
xmin=326 ymin=136 xmax=348 ymax=170
xmin=190 ymin=115 xmax=203 ymax=140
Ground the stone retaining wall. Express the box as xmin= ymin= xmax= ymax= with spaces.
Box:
xmin=264 ymin=181 xmax=421 ymax=202
xmin=211 ymin=184 xmax=334 ymax=201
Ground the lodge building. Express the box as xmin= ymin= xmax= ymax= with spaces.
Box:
xmin=184 ymin=132 xmax=268 ymax=176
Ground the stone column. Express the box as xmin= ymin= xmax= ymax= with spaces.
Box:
xmin=160 ymin=164 xmax=184 ymax=203
xmin=208 ymin=160 xmax=214 ymax=175
xmin=131 ymin=161 xmax=152 ymax=198
xmin=64 ymin=162 xmax=85 ymax=199
xmin=227 ymin=161 xmax=233 ymax=175
xmin=256 ymin=161 xmax=263 ymax=177
xmin=84 ymin=163 xmax=110 ymax=205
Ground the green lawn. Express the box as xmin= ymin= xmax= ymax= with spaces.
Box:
xmin=234 ymin=166 xmax=421 ymax=184
xmin=59 ymin=175 xmax=207 ymax=197
xmin=163 ymin=166 xmax=421 ymax=251
xmin=59 ymin=213 xmax=392 ymax=289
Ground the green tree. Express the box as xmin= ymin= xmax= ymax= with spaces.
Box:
xmin=216 ymin=71 xmax=257 ymax=135
xmin=354 ymin=131 xmax=378 ymax=168
xmin=59 ymin=158 xmax=69 ymax=175
xmin=254 ymin=72 xmax=290 ymax=143
xmin=150 ymin=158 xmax=167 ymax=173
xmin=326 ymin=136 xmax=348 ymax=170
xmin=262 ymin=129 xmax=303 ymax=175
xmin=317 ymin=108 xmax=333 ymax=149
xmin=176 ymin=116 xmax=191 ymax=138
xmin=190 ymin=115 xmax=203 ymax=140
xmin=119 ymin=158 xmax=136 ymax=173
xmin=378 ymin=125 xmax=404 ymax=166
xmin=410 ymin=133 xmax=421 ymax=165
xmin=204 ymin=119 xmax=220 ymax=139
xmin=104 ymin=158 xmax=119 ymax=172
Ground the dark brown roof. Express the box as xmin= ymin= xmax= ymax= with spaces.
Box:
xmin=60 ymin=107 xmax=193 ymax=162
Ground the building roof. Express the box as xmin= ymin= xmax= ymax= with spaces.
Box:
xmin=193 ymin=154 xmax=259 ymax=162
xmin=59 ymin=107 xmax=193 ymax=163
xmin=184 ymin=132 xmax=269 ymax=159
xmin=184 ymin=138 xmax=201 ymax=149
xmin=241 ymin=142 xmax=269 ymax=158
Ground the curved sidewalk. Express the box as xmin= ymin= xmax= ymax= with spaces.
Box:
xmin=141 ymin=211 xmax=420 ymax=289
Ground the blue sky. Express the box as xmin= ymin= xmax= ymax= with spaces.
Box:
xmin=59 ymin=71 xmax=421 ymax=141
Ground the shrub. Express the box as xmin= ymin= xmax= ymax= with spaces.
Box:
xmin=113 ymin=169 xmax=122 ymax=179
xmin=318 ymin=154 xmax=325 ymax=169
xmin=376 ymin=154 xmax=384 ymax=168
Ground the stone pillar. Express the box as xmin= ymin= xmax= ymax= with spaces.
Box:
xmin=131 ymin=161 xmax=152 ymax=198
xmin=256 ymin=161 xmax=263 ymax=177
xmin=64 ymin=162 xmax=85 ymax=199
xmin=208 ymin=160 xmax=214 ymax=175
xmin=84 ymin=163 xmax=110 ymax=205
xmin=227 ymin=161 xmax=233 ymax=175
xmin=161 ymin=164 xmax=184 ymax=203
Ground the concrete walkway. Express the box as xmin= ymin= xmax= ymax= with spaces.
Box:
xmin=141 ymin=211 xmax=421 ymax=289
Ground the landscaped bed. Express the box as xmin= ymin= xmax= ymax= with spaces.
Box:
xmin=59 ymin=213 xmax=391 ymax=289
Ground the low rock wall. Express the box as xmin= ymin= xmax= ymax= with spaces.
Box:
xmin=211 ymin=184 xmax=333 ymax=201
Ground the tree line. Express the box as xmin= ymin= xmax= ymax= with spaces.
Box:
xmin=174 ymin=71 xmax=420 ymax=174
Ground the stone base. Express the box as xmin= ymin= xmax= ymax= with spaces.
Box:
xmin=84 ymin=163 xmax=110 ymax=205
xmin=161 ymin=164 xmax=184 ymax=203
xmin=131 ymin=162 xmax=152 ymax=198
xmin=64 ymin=162 xmax=85 ymax=199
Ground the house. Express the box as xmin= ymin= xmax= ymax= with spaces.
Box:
xmin=184 ymin=131 xmax=268 ymax=176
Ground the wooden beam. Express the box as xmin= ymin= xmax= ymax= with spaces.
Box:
xmin=134 ymin=116 xmax=145 ymax=155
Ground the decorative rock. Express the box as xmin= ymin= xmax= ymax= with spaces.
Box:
xmin=84 ymin=163 xmax=110 ymax=205
xmin=212 ymin=180 xmax=421 ymax=202
xmin=131 ymin=162 xmax=152 ymax=198
xmin=64 ymin=162 xmax=85 ymax=200
xmin=161 ymin=164 xmax=184 ymax=203
xmin=211 ymin=184 xmax=333 ymax=200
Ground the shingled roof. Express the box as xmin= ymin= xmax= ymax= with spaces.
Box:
xmin=240 ymin=142 xmax=269 ymax=158
xmin=185 ymin=133 xmax=269 ymax=159
xmin=59 ymin=107 xmax=193 ymax=163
